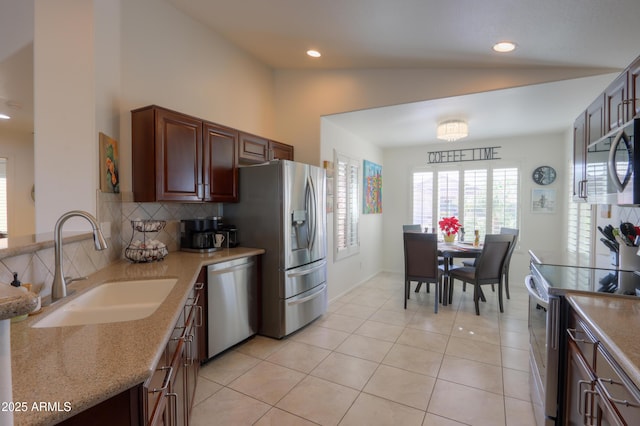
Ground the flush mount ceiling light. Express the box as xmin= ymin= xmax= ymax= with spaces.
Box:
xmin=493 ymin=41 xmax=517 ymax=53
xmin=437 ymin=120 xmax=469 ymax=142
xmin=306 ymin=49 xmax=321 ymax=58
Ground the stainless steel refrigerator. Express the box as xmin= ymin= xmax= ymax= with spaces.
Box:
xmin=225 ymin=160 xmax=327 ymax=338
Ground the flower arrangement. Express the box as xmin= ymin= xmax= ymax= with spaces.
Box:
xmin=439 ymin=216 xmax=461 ymax=236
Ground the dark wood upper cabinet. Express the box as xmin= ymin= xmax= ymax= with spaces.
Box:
xmin=586 ymin=94 xmax=605 ymax=144
xmin=269 ymin=140 xmax=294 ymax=161
xmin=605 ymin=72 xmax=628 ymax=133
xmin=573 ymin=112 xmax=587 ymax=200
xmin=132 ymin=105 xmax=239 ymax=203
xmin=204 ymin=122 xmax=239 ymax=202
xmin=238 ymin=132 xmax=294 ymax=164
xmin=629 ymin=56 xmax=640 ymax=119
xmin=238 ymin=132 xmax=269 ymax=163
xmin=132 ymin=106 xmax=203 ymax=202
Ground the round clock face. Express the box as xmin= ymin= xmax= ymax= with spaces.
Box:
xmin=532 ymin=166 xmax=557 ymax=185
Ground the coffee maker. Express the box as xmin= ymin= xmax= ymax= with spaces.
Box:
xmin=180 ymin=217 xmax=235 ymax=252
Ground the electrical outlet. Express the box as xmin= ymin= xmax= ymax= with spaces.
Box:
xmin=100 ymin=222 xmax=111 ymax=238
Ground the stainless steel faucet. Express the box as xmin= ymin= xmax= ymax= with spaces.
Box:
xmin=51 ymin=210 xmax=109 ymax=302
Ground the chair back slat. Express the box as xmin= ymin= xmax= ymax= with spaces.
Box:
xmin=402 ymin=224 xmax=422 ymax=233
xmin=403 ymin=232 xmax=439 ymax=281
xmin=475 ymin=234 xmax=512 ymax=281
xmin=500 ymin=227 xmax=519 ymax=266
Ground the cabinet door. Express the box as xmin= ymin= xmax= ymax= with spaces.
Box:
xmin=204 ymin=122 xmax=239 ymax=202
xmin=155 ymin=108 xmax=203 ymax=201
xmin=586 ymin=95 xmax=605 ymax=144
xmin=195 ymin=268 xmax=207 ymax=363
xmin=573 ymin=112 xmax=587 ymax=200
xmin=269 ymin=140 xmax=294 ymax=161
xmin=184 ymin=302 xmax=199 ymax=424
xmin=605 ymin=72 xmax=628 ymax=133
xmin=629 ymin=57 xmax=640 ymax=119
xmin=168 ymin=338 xmax=186 ymax=426
xmin=239 ymin=132 xmax=269 ymax=164
xmin=565 ymin=340 xmax=596 ymax=426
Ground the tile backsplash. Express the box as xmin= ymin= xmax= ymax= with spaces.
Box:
xmin=0 ymin=191 xmax=222 ymax=298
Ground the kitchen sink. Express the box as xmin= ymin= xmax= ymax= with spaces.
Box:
xmin=32 ymin=278 xmax=178 ymax=328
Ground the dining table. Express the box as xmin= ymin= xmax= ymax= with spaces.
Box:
xmin=438 ymin=241 xmax=483 ymax=306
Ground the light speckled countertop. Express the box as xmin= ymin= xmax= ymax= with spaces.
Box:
xmin=566 ymin=292 xmax=640 ymax=387
xmin=10 ymin=248 xmax=264 ymax=426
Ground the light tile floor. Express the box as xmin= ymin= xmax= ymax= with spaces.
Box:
xmin=192 ymin=272 xmax=537 ymax=425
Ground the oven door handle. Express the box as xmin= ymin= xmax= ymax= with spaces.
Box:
xmin=524 ymin=275 xmax=549 ymax=309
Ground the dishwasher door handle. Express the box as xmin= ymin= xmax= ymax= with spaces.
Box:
xmin=287 ymin=284 xmax=327 ymax=306
xmin=208 ymin=261 xmax=254 ymax=276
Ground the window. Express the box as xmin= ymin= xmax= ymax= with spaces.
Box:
xmin=412 ymin=166 xmax=518 ymax=237
xmin=412 ymin=172 xmax=434 ymax=231
xmin=335 ymin=152 xmax=359 ymax=260
xmin=567 ymin=179 xmax=592 ymax=257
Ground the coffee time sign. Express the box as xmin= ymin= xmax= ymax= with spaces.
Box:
xmin=427 ymin=146 xmax=501 ymax=164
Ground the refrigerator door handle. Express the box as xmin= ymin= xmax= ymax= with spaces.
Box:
xmin=306 ymin=176 xmax=317 ymax=252
xmin=287 ymin=283 xmax=327 ymax=305
xmin=287 ymin=260 xmax=327 ymax=278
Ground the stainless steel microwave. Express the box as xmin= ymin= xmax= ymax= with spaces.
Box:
xmin=585 ymin=117 xmax=640 ymax=205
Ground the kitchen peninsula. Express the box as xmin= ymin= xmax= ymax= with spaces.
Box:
xmin=8 ymin=247 xmax=264 ymax=426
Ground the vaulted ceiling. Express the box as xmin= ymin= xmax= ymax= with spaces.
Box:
xmin=2 ymin=0 xmax=639 ymax=144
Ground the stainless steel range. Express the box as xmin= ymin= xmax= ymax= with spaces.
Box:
xmin=525 ymin=255 xmax=640 ymax=425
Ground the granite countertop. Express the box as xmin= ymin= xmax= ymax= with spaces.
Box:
xmin=566 ymin=292 xmax=640 ymax=387
xmin=0 ymin=285 xmax=38 ymax=320
xmin=10 ymin=247 xmax=264 ymax=426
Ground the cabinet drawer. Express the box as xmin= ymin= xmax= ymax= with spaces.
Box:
xmin=567 ymin=317 xmax=598 ymax=368
xmin=595 ymin=347 xmax=640 ymax=421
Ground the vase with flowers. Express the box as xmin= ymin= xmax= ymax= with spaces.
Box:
xmin=439 ymin=216 xmax=461 ymax=243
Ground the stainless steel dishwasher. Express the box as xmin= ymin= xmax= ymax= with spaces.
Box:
xmin=207 ymin=256 xmax=258 ymax=358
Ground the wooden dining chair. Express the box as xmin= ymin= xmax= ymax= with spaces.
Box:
xmin=448 ymin=234 xmax=512 ymax=315
xmin=461 ymin=227 xmax=519 ymax=299
xmin=403 ymin=224 xmax=445 ymax=294
xmin=403 ymin=232 xmax=443 ymax=313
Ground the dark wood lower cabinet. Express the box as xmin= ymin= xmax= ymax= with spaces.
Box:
xmin=564 ymin=306 xmax=640 ymax=425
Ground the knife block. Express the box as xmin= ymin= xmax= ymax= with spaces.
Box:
xmin=618 ymin=244 xmax=640 ymax=272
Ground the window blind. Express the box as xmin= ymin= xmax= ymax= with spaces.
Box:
xmin=463 ymin=169 xmax=488 ymax=236
xmin=335 ymin=152 xmax=359 ymax=260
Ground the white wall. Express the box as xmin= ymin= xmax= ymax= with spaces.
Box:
xmin=34 ymin=0 xmax=97 ymax=233
xmin=0 ymin=128 xmax=34 ymax=236
xmin=274 ymin=67 xmax=613 ymax=166
xmin=118 ymin=0 xmax=276 ymax=194
xmin=382 ymin=132 xmax=568 ymax=283
xmin=320 ymin=118 xmax=383 ymax=301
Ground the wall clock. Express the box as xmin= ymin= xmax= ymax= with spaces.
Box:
xmin=532 ymin=166 xmax=556 ymax=185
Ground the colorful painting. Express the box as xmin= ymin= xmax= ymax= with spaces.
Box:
xmin=363 ymin=160 xmax=382 ymax=214
xmin=99 ymin=132 xmax=120 ymax=193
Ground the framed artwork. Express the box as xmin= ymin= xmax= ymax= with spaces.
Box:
xmin=363 ymin=160 xmax=382 ymax=214
xmin=99 ymin=132 xmax=120 ymax=193
xmin=323 ymin=160 xmax=334 ymax=213
xmin=531 ymin=188 xmax=555 ymax=213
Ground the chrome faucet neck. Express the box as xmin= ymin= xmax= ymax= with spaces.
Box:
xmin=51 ymin=210 xmax=108 ymax=302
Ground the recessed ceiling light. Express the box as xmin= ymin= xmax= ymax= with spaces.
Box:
xmin=306 ymin=49 xmax=321 ymax=58
xmin=0 ymin=114 xmax=9 ymax=120
xmin=493 ymin=41 xmax=517 ymax=53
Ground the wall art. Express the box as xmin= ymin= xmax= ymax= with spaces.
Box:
xmin=363 ymin=160 xmax=382 ymax=214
